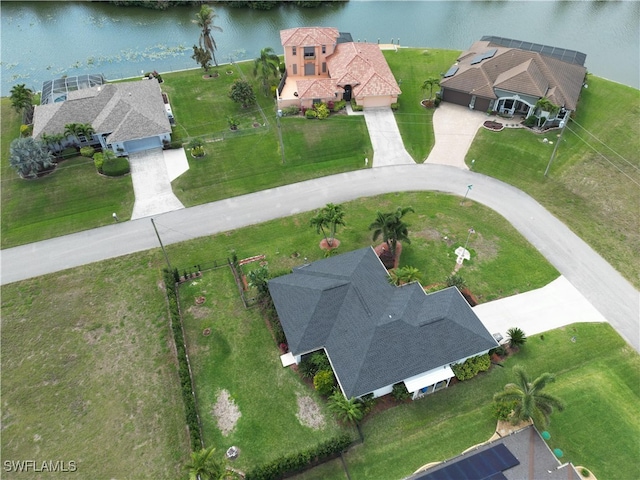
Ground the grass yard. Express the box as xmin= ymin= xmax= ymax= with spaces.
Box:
xmin=0 ymin=251 xmax=190 ymax=479
xmin=383 ymin=48 xmax=460 ymax=162
xmin=163 ymin=191 xmax=558 ymax=302
xmin=291 ymin=323 xmax=640 ymax=480
xmin=1 ymin=100 xmax=135 ymax=249
xmin=467 ymin=75 xmax=640 ymax=288
xmin=179 ymin=267 xmax=347 ymax=471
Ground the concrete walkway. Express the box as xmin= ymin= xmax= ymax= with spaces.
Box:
xmin=474 ymin=275 xmax=608 ymax=340
xmin=129 ymin=148 xmax=185 ymax=220
xmin=425 ymin=102 xmax=489 ymax=168
xmin=363 ymin=107 xmax=415 ymax=167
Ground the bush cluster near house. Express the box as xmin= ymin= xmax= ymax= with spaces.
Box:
xmin=451 ymin=353 xmax=491 ymax=381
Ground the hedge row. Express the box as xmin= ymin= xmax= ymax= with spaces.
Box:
xmin=162 ymin=268 xmax=202 ymax=450
xmin=451 ymin=353 xmax=491 ymax=381
xmin=244 ymin=434 xmax=353 ymax=480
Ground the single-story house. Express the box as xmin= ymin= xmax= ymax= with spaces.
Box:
xmin=268 ymin=247 xmax=498 ymax=400
xmin=33 ymin=77 xmax=172 ymax=156
xmin=440 ymin=36 xmax=587 ymax=127
xmin=278 ymin=27 xmax=401 ymax=110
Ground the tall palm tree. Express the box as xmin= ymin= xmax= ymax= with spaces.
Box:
xmin=369 ymin=206 xmax=414 ymax=259
xmin=193 ymin=5 xmax=223 ymax=67
xmin=493 ymin=365 xmax=565 ymax=429
xmin=184 ymin=445 xmax=225 ymax=480
xmin=310 ymin=212 xmax=330 ymax=245
xmin=253 ymin=47 xmax=280 ymax=96
xmin=310 ymin=203 xmax=346 ymax=247
xmin=64 ymin=123 xmax=94 ymax=146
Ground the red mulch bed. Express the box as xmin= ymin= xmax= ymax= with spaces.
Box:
xmin=373 ymin=242 xmax=402 ymax=269
xmin=483 ymin=120 xmax=504 ymax=131
xmin=319 ymin=238 xmax=341 ymax=251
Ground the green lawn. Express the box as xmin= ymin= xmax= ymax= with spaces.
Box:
xmin=383 ymin=48 xmax=460 ymax=162
xmin=0 ymin=252 xmax=190 ymax=479
xmin=466 ymin=75 xmax=640 ymax=288
xmin=180 ymin=267 xmax=347 ymax=470
xmin=292 ymin=323 xmax=640 ymax=480
xmin=1 ymin=101 xmax=135 ymax=248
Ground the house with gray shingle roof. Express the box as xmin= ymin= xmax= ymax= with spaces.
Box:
xmin=32 ymin=78 xmax=172 ymax=156
xmin=440 ymin=36 xmax=587 ymax=127
xmin=277 ymin=27 xmax=401 ymax=110
xmin=268 ymin=247 xmax=498 ymax=400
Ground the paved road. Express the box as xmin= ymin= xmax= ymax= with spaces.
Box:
xmin=2 ymin=164 xmax=638 ymax=350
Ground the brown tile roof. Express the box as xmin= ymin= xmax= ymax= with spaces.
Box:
xmin=280 ymin=27 xmax=339 ymax=47
xmin=441 ymin=40 xmax=586 ymax=110
xmin=296 ymin=78 xmax=339 ymax=100
xmin=327 ymin=43 xmax=401 ymax=97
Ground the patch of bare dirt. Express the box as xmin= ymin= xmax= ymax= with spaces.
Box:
xmin=212 ymin=389 xmax=241 ymax=436
xmin=186 ymin=305 xmax=212 ymax=320
xmin=295 ymin=393 xmax=326 ymax=430
xmin=413 ymin=227 xmax=443 ymax=241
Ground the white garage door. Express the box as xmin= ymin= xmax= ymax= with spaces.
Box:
xmin=124 ymin=136 xmax=162 ymax=154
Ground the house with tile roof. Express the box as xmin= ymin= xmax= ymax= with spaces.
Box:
xmin=268 ymin=247 xmax=498 ymax=400
xmin=440 ymin=36 xmax=587 ymax=127
xmin=278 ymin=27 xmax=401 ymax=110
xmin=33 ymin=78 xmax=172 ymax=156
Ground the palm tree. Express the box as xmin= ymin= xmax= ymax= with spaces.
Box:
xmin=493 ymin=366 xmax=565 ymax=429
xmin=41 ymin=132 xmax=66 ymax=155
xmin=369 ymin=206 xmax=414 ymax=260
xmin=9 ymin=137 xmax=56 ymax=178
xmin=10 ymin=83 xmax=33 ymax=114
xmin=79 ymin=123 xmax=95 ymax=144
xmin=310 ymin=203 xmax=346 ymax=247
xmin=421 ymin=76 xmax=440 ymax=101
xmin=328 ymin=390 xmax=365 ymax=441
xmin=184 ymin=445 xmax=225 ymax=480
xmin=253 ymin=47 xmax=280 ymax=96
xmin=506 ymin=327 xmax=527 ymax=349
xmin=193 ymin=5 xmax=223 ymax=67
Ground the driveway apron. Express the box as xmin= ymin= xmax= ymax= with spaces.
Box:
xmin=128 ymin=148 xmax=185 ymax=220
xmin=426 ymin=103 xmax=488 ymax=168
xmin=363 ymin=107 xmax=415 ymax=167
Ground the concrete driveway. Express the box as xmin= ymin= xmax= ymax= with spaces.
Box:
xmin=425 ymin=103 xmax=489 ymax=168
xmin=363 ymin=107 xmax=415 ymax=167
xmin=128 ymin=148 xmax=185 ymax=220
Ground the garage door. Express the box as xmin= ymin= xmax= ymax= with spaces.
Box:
xmin=124 ymin=136 xmax=162 ymax=154
xmin=442 ymin=88 xmax=471 ymax=107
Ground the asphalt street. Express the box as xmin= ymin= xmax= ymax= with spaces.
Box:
xmin=2 ymin=164 xmax=638 ymax=350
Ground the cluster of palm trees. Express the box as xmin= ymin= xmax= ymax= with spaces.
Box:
xmin=369 ymin=206 xmax=414 ymax=263
xmin=309 ymin=203 xmax=346 ymax=248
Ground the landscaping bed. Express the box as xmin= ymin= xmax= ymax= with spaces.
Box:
xmin=483 ymin=120 xmax=504 ymax=131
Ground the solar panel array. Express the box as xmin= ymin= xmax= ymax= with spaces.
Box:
xmin=481 ymin=35 xmax=587 ymax=66
xmin=443 ymin=65 xmax=459 ymax=78
xmin=415 ymin=443 xmax=520 ymax=480
xmin=470 ymin=48 xmax=498 ymax=65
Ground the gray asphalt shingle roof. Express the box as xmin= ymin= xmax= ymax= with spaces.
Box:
xmin=268 ymin=247 xmax=497 ymax=398
xmin=33 ymin=79 xmax=170 ymax=143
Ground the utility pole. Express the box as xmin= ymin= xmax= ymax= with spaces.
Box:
xmin=545 ymin=119 xmax=567 ymax=177
xmin=151 ymin=218 xmax=172 ymax=270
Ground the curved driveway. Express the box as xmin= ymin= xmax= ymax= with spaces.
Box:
xmin=1 ymin=164 xmax=638 ymax=350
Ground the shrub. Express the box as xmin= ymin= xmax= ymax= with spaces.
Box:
xmin=392 ymin=382 xmax=411 ymax=401
xmin=314 ymin=102 xmax=330 ymax=119
xmin=332 ymin=100 xmax=346 ymax=112
xmin=309 ymin=351 xmax=331 ymax=372
xmin=492 ymin=400 xmax=517 ymax=420
xmin=191 ymin=146 xmax=205 ymax=158
xmin=80 ymin=146 xmax=95 ymax=158
xmin=93 ymin=152 xmax=104 ymax=172
xmin=434 ymin=97 xmax=441 ymax=107
xmin=327 ymin=101 xmax=334 ymax=110
xmin=168 ymin=140 xmax=183 ymax=149
xmin=305 ymin=109 xmax=318 ymax=119
xmin=313 ymin=370 xmax=335 ymax=396
xmin=390 ymin=102 xmax=399 ymax=111
xmin=351 ymin=101 xmax=363 ymax=112
xmin=187 ymin=137 xmax=203 ymax=149
xmin=452 ymin=353 xmax=491 ymax=381
xmin=524 ymin=115 xmax=538 ymax=127
xmin=20 ymin=124 xmax=33 ymax=137
xmin=506 ymin=327 xmax=527 ymax=349
xmin=581 ymin=468 xmax=590 ymax=477
xmin=282 ymin=105 xmax=300 ymax=116
xmin=102 ymin=155 xmax=130 ymax=176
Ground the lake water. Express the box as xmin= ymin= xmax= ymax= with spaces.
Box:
xmin=1 ymin=0 xmax=639 ymax=96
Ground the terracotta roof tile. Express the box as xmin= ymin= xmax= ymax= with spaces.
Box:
xmin=280 ymin=27 xmax=339 ymax=47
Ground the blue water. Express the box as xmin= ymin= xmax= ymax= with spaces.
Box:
xmin=1 ymin=0 xmax=638 ymax=96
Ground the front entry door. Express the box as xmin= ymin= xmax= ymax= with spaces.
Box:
xmin=343 ymin=85 xmax=352 ymax=101
xmin=304 ymin=63 xmax=315 ymax=76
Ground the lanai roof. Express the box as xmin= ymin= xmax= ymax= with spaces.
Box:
xmin=268 ymin=247 xmax=497 ymax=398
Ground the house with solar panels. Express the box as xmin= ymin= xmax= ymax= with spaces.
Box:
xmin=440 ymin=36 xmax=587 ymax=128
xmin=268 ymin=247 xmax=498 ymax=400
